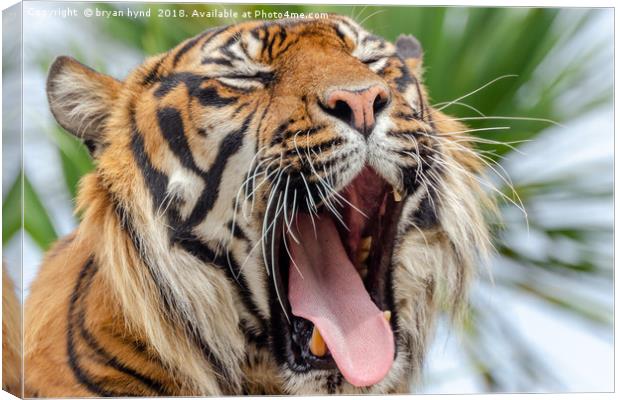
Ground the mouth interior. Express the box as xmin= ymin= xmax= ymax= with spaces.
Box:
xmin=277 ymin=167 xmax=404 ymax=387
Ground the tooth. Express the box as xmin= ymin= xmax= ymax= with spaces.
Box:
xmin=357 ymin=237 xmax=372 ymax=263
xmin=357 ymin=249 xmax=370 ymax=263
xmin=393 ymin=190 xmax=402 ymax=202
xmin=383 ymin=310 xmax=392 ymax=322
xmin=360 ymin=236 xmax=372 ymax=251
xmin=310 ymin=326 xmax=327 ymax=357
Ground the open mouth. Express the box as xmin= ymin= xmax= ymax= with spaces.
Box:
xmin=269 ymin=166 xmax=406 ymax=387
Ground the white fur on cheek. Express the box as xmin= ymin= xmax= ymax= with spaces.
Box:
xmin=166 ymin=168 xmax=204 ymax=219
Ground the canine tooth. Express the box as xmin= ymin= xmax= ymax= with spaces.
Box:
xmin=357 ymin=237 xmax=372 ymax=263
xmin=357 ymin=249 xmax=370 ymax=263
xmin=360 ymin=236 xmax=372 ymax=251
xmin=383 ymin=310 xmax=392 ymax=322
xmin=310 ymin=327 xmax=327 ymax=357
xmin=393 ymin=190 xmax=402 ymax=202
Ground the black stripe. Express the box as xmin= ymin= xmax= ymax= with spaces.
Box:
xmin=413 ymin=77 xmax=426 ymax=121
xmin=270 ymin=119 xmax=295 ymax=147
xmin=393 ymin=111 xmax=420 ymax=121
xmin=255 ymin=99 xmax=272 ymax=138
xmin=180 ymin=114 xmax=249 ymax=229
xmin=232 ymin=102 xmax=250 ymax=118
xmin=130 ymin=117 xmax=170 ymax=218
xmin=266 ymin=30 xmax=278 ymax=60
xmin=171 ymin=232 xmax=269 ymax=336
xmin=154 ymin=72 xmax=199 ymax=98
xmin=157 ymin=107 xmax=203 ymax=175
xmin=283 ymin=136 xmax=343 ymax=158
xmin=171 ymin=233 xmax=231 ymax=268
xmin=394 ymin=57 xmax=414 ymax=92
xmin=67 ymin=259 xmax=136 ymax=397
xmin=73 ymin=267 xmax=171 ymax=395
xmin=142 ymin=56 xmax=166 ymax=86
xmin=271 ymin=122 xmax=327 ymax=147
xmin=240 ymin=322 xmax=269 ymax=349
xmin=154 ymin=72 xmax=239 ymax=107
xmin=200 ymin=26 xmax=229 ymax=51
xmin=173 ymin=30 xmax=210 ymax=67
xmin=337 ymin=18 xmax=360 ymax=42
xmin=214 ymin=79 xmax=255 ymax=94
xmin=201 ymin=57 xmax=233 ymax=67
xmin=326 ymin=372 xmax=343 ymax=394
xmin=300 ymin=150 xmax=351 ymax=175
xmin=259 ymin=29 xmax=270 ymax=58
xmin=227 ymin=220 xmax=250 ymax=242
xmin=277 ymin=37 xmax=300 ymax=58
xmin=275 ymin=29 xmax=287 ymax=58
xmin=220 ymin=35 xmax=245 ymax=62
xmin=387 ymin=129 xmax=425 ymax=138
xmin=362 ymin=34 xmax=384 ymax=45
xmin=409 ymin=189 xmax=439 ymax=229
xmin=281 ymin=123 xmax=326 ymax=145
xmin=194 ymin=85 xmax=239 ymax=107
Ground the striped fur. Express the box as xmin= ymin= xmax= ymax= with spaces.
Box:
xmin=22 ymin=15 xmax=493 ymax=396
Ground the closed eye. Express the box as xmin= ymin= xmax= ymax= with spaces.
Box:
xmin=214 ymin=71 xmax=275 ymax=91
xmin=218 ymin=71 xmax=274 ymax=85
xmin=362 ymin=57 xmax=384 ymax=65
xmin=362 ymin=57 xmax=389 ymax=73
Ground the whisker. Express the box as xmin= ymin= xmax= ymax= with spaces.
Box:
xmin=282 ymin=218 xmax=304 ymax=280
xmin=308 ymin=147 xmax=367 ymax=220
xmin=430 ymin=101 xmax=486 ymax=117
xmin=432 ymin=151 xmax=528 ymax=220
xmin=434 ymin=74 xmax=518 ymax=112
xmin=283 ymin=175 xmax=300 ymax=244
xmin=435 ymin=126 xmax=511 ymax=136
xmin=433 ymin=115 xmax=564 ymax=128
xmin=270 ymin=192 xmax=290 ymax=323
xmin=358 ymin=9 xmax=385 ymax=26
xmin=261 ymin=170 xmax=284 ymax=276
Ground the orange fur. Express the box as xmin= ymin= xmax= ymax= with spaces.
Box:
xmin=3 ymin=268 xmax=21 ymax=397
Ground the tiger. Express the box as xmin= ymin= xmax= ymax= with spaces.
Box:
xmin=16 ymin=14 xmax=493 ymax=396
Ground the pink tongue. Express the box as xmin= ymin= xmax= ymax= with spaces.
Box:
xmin=288 ymin=213 xmax=394 ymax=387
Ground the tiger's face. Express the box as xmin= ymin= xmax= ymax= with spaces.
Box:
xmin=47 ymin=15 xmax=490 ymax=395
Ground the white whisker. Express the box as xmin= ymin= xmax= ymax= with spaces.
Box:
xmin=434 ymin=74 xmax=518 ymax=112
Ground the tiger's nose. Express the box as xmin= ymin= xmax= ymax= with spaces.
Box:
xmin=322 ymin=85 xmax=390 ymax=137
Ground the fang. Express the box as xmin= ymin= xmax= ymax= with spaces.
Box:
xmin=357 ymin=250 xmax=370 ymax=263
xmin=361 ymin=236 xmax=372 ymax=251
xmin=310 ymin=326 xmax=327 ymax=357
xmin=383 ymin=310 xmax=391 ymax=322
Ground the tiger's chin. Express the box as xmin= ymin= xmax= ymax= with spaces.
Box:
xmin=267 ymin=165 xmax=407 ymax=391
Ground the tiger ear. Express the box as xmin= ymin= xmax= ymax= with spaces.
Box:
xmin=396 ymin=35 xmax=423 ymax=76
xmin=46 ymin=56 xmax=122 ymax=156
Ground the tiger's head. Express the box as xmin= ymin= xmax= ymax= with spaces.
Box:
xmin=46 ymin=15 xmax=492 ymax=395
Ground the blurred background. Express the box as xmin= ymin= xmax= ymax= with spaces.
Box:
xmin=2 ymin=1 xmax=613 ymax=394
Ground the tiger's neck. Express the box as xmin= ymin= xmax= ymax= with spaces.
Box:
xmin=73 ymin=172 xmax=253 ymax=395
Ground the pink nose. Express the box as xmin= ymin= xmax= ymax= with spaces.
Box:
xmin=323 ymin=85 xmax=390 ymax=137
